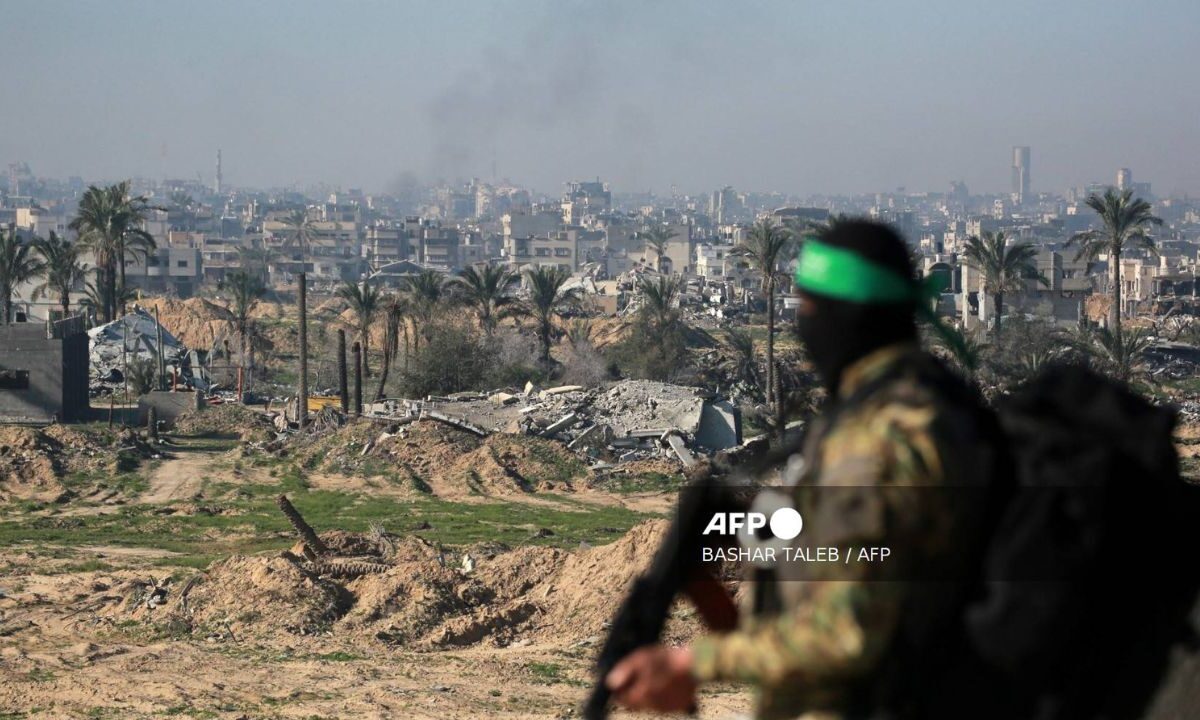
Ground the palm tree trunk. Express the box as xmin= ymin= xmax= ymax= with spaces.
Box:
xmin=541 ymin=317 xmax=552 ymax=364
xmin=118 ymin=250 xmax=128 ymax=316
xmin=995 ymin=292 xmax=1004 ymax=334
xmin=61 ymin=292 xmax=70 ymax=321
xmin=402 ymin=321 xmax=411 ymax=372
xmin=374 ymin=343 xmax=391 ymax=401
xmin=239 ymin=325 xmax=250 ymax=396
xmin=766 ymin=279 xmax=776 ymax=407
xmin=1111 ymin=248 xmax=1122 ymax=335
xmin=361 ymin=332 xmax=370 ymax=378
xmin=2 ymin=293 xmax=10 ymax=325
xmin=106 ymin=262 xmax=117 ymax=322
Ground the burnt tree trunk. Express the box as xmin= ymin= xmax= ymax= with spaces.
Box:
xmin=337 ymin=329 xmax=349 ymax=413
xmin=298 ymin=272 xmax=309 ymax=428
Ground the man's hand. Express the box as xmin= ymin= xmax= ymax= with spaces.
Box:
xmin=605 ymin=645 xmax=697 ymax=714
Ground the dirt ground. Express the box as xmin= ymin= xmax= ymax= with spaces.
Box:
xmin=0 ymin=415 xmax=749 ymax=719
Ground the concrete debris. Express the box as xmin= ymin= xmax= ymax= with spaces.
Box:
xmin=663 ymin=431 xmax=697 ymax=468
xmin=540 ymin=412 xmax=579 ymax=438
xmin=87 ymin=307 xmax=209 ymax=391
xmin=422 ymin=409 xmax=489 ymax=437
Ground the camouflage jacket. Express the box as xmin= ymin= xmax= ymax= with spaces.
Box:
xmin=691 ymin=343 xmax=998 ymax=720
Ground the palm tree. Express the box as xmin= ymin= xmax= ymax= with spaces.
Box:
xmin=279 ymin=208 xmax=318 ymax=274
xmin=336 ymin=279 xmax=382 ymax=377
xmin=31 ymin=231 xmax=86 ymax=320
xmin=635 ymin=275 xmax=682 ymax=333
xmin=0 ymin=227 xmax=43 ymax=324
xmin=453 ymin=264 xmax=518 ymax=335
xmin=1073 ymin=325 xmax=1151 ymax=383
xmin=405 ymin=269 xmax=448 ymax=349
xmin=639 ymin=226 xmax=678 ymax=273
xmin=733 ymin=218 xmax=794 ymax=411
xmin=1066 ymin=188 xmax=1162 ymax=334
xmin=373 ymin=292 xmax=409 ymax=400
xmin=169 ymin=191 xmax=197 ymax=231
xmin=71 ymin=181 xmax=158 ymax=320
xmin=522 ymin=266 xmax=582 ymax=365
xmin=221 ymin=271 xmax=267 ymax=391
xmin=237 ymin=245 xmax=275 ymax=284
xmin=961 ymin=231 xmax=1046 ymax=333
xmin=724 ymin=328 xmax=761 ymax=395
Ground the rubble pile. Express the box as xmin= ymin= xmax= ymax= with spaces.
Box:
xmin=87 ymin=307 xmax=209 ymax=392
xmin=414 ymin=379 xmax=739 ymax=470
xmin=0 ymin=424 xmax=152 ymax=502
xmin=163 ymin=501 xmax=687 ymax=649
xmin=0 ymin=426 xmax=66 ymax=501
xmin=174 ymin=403 xmax=274 ymax=442
xmin=291 ymin=419 xmax=588 ymax=495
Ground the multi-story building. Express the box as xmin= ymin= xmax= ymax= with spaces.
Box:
xmin=562 ymin=181 xmax=611 ymax=224
xmin=123 ymin=246 xmax=203 ymax=297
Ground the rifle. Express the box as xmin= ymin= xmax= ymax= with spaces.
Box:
xmin=583 ymin=479 xmax=745 ymax=719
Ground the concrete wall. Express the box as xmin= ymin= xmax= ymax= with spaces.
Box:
xmin=0 ymin=321 xmax=89 ymax=423
xmin=137 ymin=390 xmax=203 ymax=428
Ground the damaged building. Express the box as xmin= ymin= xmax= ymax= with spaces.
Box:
xmin=0 ymin=317 xmax=89 ymax=424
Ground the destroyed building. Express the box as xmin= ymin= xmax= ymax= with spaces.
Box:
xmin=87 ymin=307 xmax=209 ymax=391
xmin=0 ymin=316 xmax=89 ymax=423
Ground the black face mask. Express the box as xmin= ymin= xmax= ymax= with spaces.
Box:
xmin=796 ymin=295 xmax=917 ymax=394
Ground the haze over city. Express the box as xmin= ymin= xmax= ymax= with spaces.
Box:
xmin=3 ymin=0 xmax=1199 ymax=196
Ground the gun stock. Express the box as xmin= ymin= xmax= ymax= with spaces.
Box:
xmin=583 ymin=480 xmax=744 ymax=719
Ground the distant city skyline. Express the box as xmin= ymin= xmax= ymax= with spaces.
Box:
xmin=2 ymin=1 xmax=1198 ymax=197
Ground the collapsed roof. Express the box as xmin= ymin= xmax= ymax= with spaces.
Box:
xmin=87 ymin=307 xmax=209 ymax=390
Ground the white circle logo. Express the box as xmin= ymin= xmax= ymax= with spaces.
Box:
xmin=769 ymin=507 xmax=804 ymax=540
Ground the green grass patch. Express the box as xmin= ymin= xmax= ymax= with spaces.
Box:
xmin=0 ymin=461 xmax=651 ymax=559
xmin=525 ymin=661 xmax=585 ymax=687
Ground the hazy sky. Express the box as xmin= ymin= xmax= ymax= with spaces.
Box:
xmin=2 ymin=0 xmax=1198 ymax=197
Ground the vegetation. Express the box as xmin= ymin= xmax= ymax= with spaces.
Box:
xmin=405 ymin=269 xmax=449 ymax=349
xmin=1073 ymin=324 xmax=1152 ymax=383
xmin=606 ymin=277 xmax=690 ymax=382
xmin=30 ymin=231 xmax=86 ymax=320
xmin=734 ymin=218 xmax=793 ymax=413
xmin=638 ymin=225 xmax=678 ymax=273
xmin=519 ymin=266 xmax=582 ymax=365
xmin=336 ymin=280 xmax=382 ymax=377
xmin=0 ymin=226 xmax=43 ymax=324
xmin=1067 ymin=188 xmax=1162 ymax=335
xmin=961 ymin=231 xmax=1045 ymax=333
xmin=279 ymin=208 xmax=318 ymax=272
xmin=453 ymin=264 xmax=519 ymax=335
xmin=221 ymin=271 xmax=267 ymax=389
xmin=70 ymin=181 xmax=158 ymax=321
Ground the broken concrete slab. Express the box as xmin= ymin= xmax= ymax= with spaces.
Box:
xmin=567 ymin=423 xmax=613 ymax=451
xmin=696 ymin=400 xmax=741 ymax=450
xmin=540 ymin=412 xmax=579 ymax=437
xmin=540 ymin=385 xmax=585 ymax=399
xmin=664 ymin=432 xmax=697 ymax=468
xmin=489 ymin=392 xmax=518 ymax=406
xmin=422 ymin=410 xmax=489 ymax=437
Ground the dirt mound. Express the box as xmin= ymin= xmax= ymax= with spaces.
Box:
xmin=188 ymin=555 xmax=347 ymax=635
xmin=141 ymin=297 xmax=235 ymax=350
xmin=293 ymin=419 xmax=590 ymax=496
xmin=0 ymin=426 xmax=65 ymax=500
xmin=174 ymin=403 xmax=273 ymax=441
xmin=179 ymin=521 xmax=687 ymax=649
xmin=539 ymin=520 xmax=667 ymax=638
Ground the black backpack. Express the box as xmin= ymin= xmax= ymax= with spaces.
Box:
xmin=951 ymin=365 xmax=1200 ymax=720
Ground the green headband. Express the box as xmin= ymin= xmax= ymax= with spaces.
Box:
xmin=794 ymin=239 xmax=944 ymax=304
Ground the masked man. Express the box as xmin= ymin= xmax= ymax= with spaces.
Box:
xmin=606 ymin=221 xmax=1002 ymax=720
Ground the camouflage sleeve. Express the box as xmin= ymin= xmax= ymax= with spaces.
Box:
xmin=691 ymin=401 xmax=943 ymax=685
